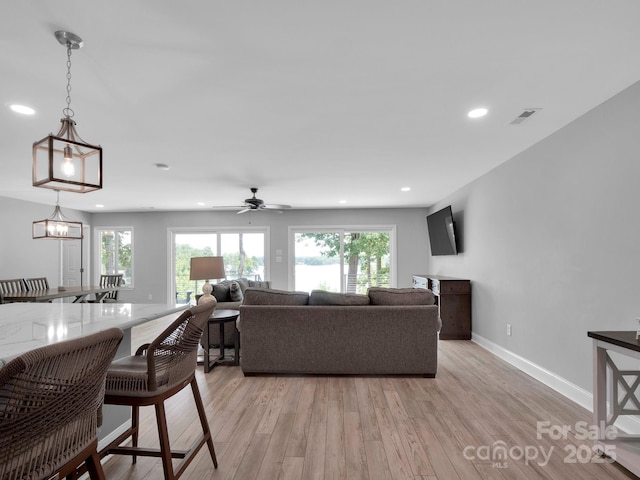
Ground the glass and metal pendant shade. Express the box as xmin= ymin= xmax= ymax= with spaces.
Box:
xmin=32 ymin=31 xmax=102 ymax=193
xmin=32 ymin=190 xmax=83 ymax=240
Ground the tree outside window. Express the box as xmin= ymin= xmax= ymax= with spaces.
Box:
xmin=295 ymin=231 xmax=391 ymax=293
xmin=98 ymin=228 xmax=132 ymax=286
xmin=173 ymin=231 xmax=265 ymax=304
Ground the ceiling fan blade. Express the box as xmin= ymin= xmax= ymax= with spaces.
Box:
xmin=237 ymin=208 xmax=251 ymax=214
xmin=263 ymin=204 xmax=291 ymax=210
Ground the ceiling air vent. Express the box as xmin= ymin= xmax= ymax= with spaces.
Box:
xmin=510 ymin=108 xmax=541 ymax=125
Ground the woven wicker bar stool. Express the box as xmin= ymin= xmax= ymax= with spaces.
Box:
xmin=100 ymin=302 xmax=217 ymax=479
xmin=0 ymin=328 xmax=124 ymax=480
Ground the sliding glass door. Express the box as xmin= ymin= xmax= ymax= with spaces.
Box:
xmin=171 ymin=228 xmax=267 ymax=304
xmin=292 ymin=227 xmax=395 ymax=293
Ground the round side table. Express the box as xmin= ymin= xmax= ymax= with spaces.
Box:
xmin=202 ymin=309 xmax=240 ymax=372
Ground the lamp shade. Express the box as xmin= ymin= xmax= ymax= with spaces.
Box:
xmin=189 ymin=256 xmax=225 ymax=281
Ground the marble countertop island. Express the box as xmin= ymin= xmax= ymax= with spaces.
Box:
xmin=0 ymin=302 xmax=189 ymax=363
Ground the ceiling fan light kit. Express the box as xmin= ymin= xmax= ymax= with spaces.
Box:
xmin=236 ymin=187 xmax=291 ymax=214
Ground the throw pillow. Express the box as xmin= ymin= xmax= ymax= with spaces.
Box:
xmin=309 ymin=290 xmax=370 ymax=306
xmin=229 ymin=281 xmax=244 ymax=302
xmin=212 ymin=283 xmax=230 ymax=302
xmin=367 ymin=287 xmax=436 ymax=305
xmin=234 ymin=278 xmax=250 ymax=294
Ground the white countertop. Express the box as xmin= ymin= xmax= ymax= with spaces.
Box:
xmin=0 ymin=302 xmax=189 ymax=363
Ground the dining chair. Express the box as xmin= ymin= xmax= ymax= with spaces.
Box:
xmin=0 ymin=327 xmax=123 ymax=480
xmin=98 ymin=274 xmax=123 ymax=302
xmin=100 ymin=302 xmax=217 ymax=480
xmin=24 ymin=277 xmax=50 ymax=291
xmin=0 ymin=278 xmax=27 ymax=295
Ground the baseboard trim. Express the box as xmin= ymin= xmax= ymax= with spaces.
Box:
xmin=98 ymin=421 xmax=130 ymax=451
xmin=471 ymin=333 xmax=593 ymax=409
xmin=471 ymin=333 xmax=640 ymax=434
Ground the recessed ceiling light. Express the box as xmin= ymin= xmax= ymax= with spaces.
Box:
xmin=468 ymin=107 xmax=488 ymax=118
xmin=154 ymin=163 xmax=170 ymax=170
xmin=10 ymin=104 xmax=35 ymax=115
xmin=401 ymin=187 xmax=411 ymax=192
xmin=339 ymin=200 xmax=347 ymax=204
xmin=197 ymin=202 xmax=206 ymax=206
xmin=95 ymin=204 xmax=104 ymax=208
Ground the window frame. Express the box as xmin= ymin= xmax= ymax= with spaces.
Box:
xmin=94 ymin=226 xmax=134 ymax=288
xmin=168 ymin=226 xmax=270 ymax=303
xmin=288 ymin=224 xmax=397 ymax=292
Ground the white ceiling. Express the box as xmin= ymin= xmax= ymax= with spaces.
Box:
xmin=2 ymin=1 xmax=640 ymax=213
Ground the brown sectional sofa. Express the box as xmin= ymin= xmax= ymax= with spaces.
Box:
xmin=239 ymin=287 xmax=441 ymax=376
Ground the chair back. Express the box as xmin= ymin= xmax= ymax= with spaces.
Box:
xmin=0 ymin=328 xmax=123 ymax=480
xmin=145 ymin=302 xmax=215 ymax=391
xmin=0 ymin=279 xmax=27 ymax=295
xmin=24 ymin=277 xmax=49 ymax=291
xmin=100 ymin=274 xmax=123 ymax=301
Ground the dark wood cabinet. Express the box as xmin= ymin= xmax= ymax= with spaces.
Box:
xmin=412 ymin=274 xmax=471 ymax=340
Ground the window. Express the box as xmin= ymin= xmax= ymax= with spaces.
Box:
xmin=290 ymin=226 xmax=395 ymax=293
xmin=170 ymin=228 xmax=268 ymax=304
xmin=96 ymin=228 xmax=133 ymax=287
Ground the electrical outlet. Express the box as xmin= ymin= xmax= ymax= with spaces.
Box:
xmin=507 ymin=324 xmax=512 ymax=336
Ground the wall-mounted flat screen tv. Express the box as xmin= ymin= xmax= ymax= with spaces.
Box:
xmin=426 ymin=205 xmax=458 ymax=256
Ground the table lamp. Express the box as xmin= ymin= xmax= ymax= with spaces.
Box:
xmin=189 ymin=256 xmax=225 ymax=305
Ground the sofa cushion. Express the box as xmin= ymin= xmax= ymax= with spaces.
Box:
xmin=249 ymin=280 xmax=271 ymax=289
xmin=367 ymin=287 xmax=435 ymax=305
xmin=212 ymin=283 xmax=231 ymax=302
xmin=243 ymin=287 xmax=309 ymax=305
xmin=229 ymin=280 xmax=244 ymax=302
xmin=309 ymin=290 xmax=370 ymax=306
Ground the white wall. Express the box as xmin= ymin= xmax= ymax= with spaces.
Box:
xmin=429 ymin=79 xmax=640 ymax=394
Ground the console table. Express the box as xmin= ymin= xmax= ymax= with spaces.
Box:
xmin=588 ymin=331 xmax=640 ymax=476
xmin=412 ymin=274 xmax=471 ymax=339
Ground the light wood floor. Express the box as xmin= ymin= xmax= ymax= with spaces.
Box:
xmin=101 ymin=317 xmax=637 ymax=480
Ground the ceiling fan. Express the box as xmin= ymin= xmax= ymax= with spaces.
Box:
xmin=236 ymin=188 xmax=291 ymax=214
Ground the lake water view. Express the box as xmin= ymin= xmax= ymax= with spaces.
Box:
xmin=295 ymin=263 xmax=342 ymax=292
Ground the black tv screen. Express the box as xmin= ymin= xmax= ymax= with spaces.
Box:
xmin=426 ymin=206 xmax=458 ymax=256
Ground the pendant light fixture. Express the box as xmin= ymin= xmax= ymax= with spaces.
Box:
xmin=32 ymin=31 xmax=102 ymax=193
xmin=32 ymin=190 xmax=83 ymax=240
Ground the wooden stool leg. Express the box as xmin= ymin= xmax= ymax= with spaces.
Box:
xmin=155 ymin=401 xmax=176 ymax=480
xmin=132 ymin=405 xmax=139 ymax=464
xmin=85 ymin=450 xmax=106 ymax=480
xmin=191 ymin=379 xmax=217 ymax=468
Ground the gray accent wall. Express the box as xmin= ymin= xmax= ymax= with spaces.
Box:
xmin=0 ymin=197 xmax=91 ymax=286
xmin=86 ymin=208 xmax=430 ymax=304
xmin=0 ymin=200 xmax=431 ymax=302
xmin=429 ymin=79 xmax=640 ymax=394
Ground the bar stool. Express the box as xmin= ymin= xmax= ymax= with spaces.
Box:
xmin=100 ymin=302 xmax=217 ymax=479
xmin=0 ymin=328 xmax=123 ymax=479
